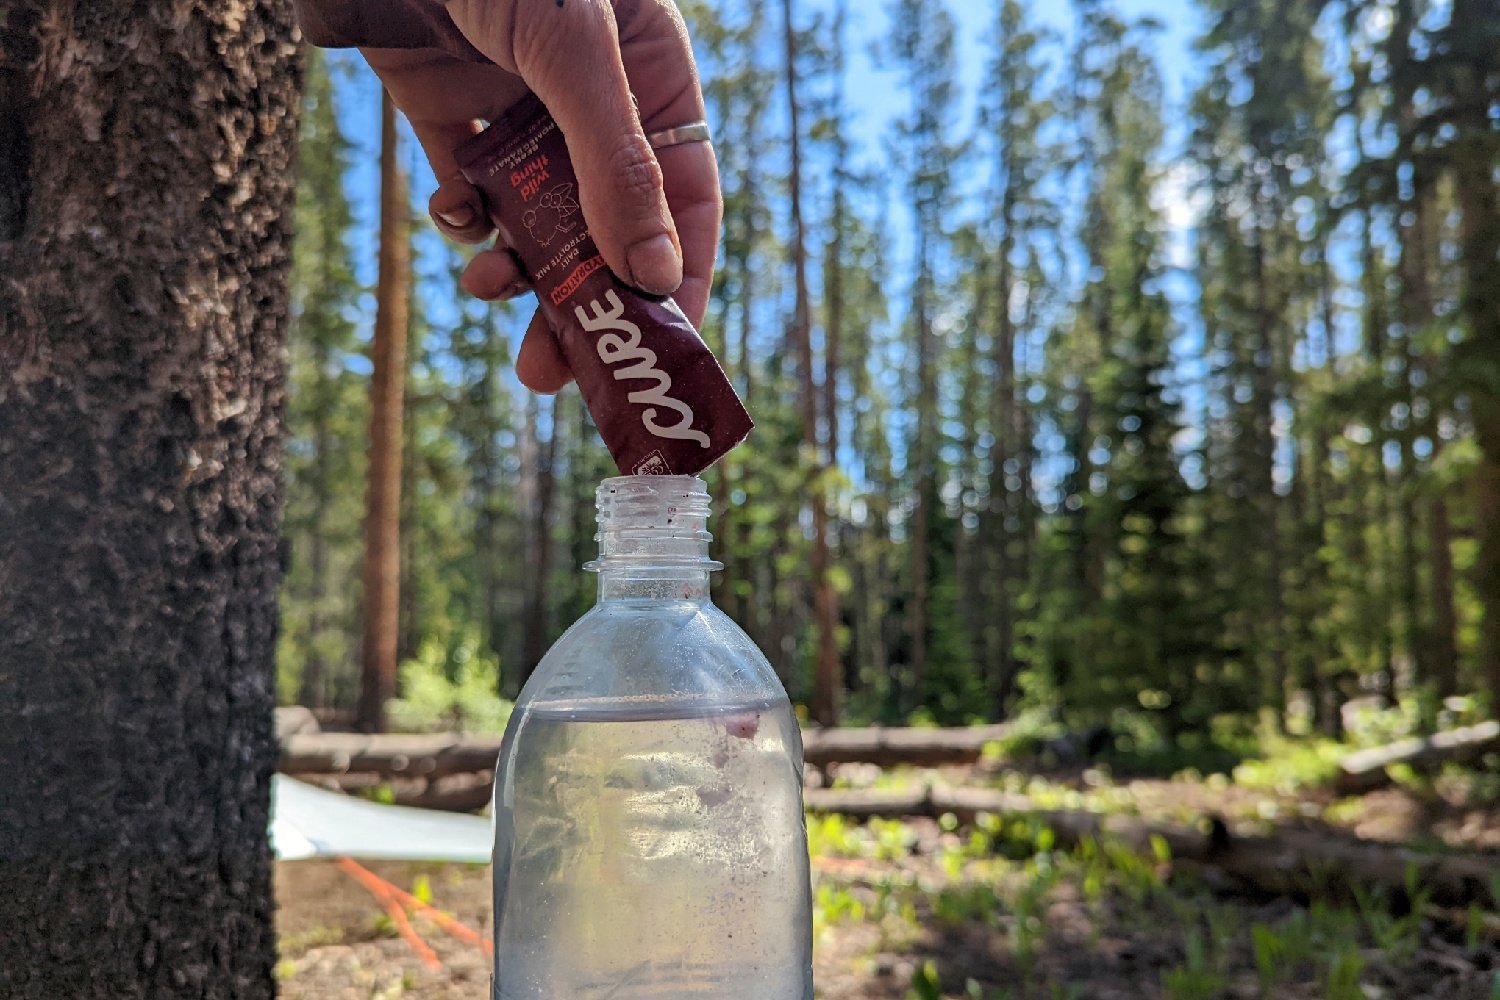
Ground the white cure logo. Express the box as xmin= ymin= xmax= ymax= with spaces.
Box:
xmin=575 ymin=290 xmax=711 ymax=448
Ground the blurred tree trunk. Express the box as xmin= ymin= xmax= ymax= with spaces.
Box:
xmin=475 ymin=309 xmax=507 ymax=681
xmin=357 ymin=90 xmax=410 ymax=732
xmin=1311 ymin=252 xmax=1344 ymax=735
xmin=0 ymin=2 xmax=298 ymax=996
xmin=783 ymin=0 xmax=840 ymax=726
xmin=521 ymin=396 xmax=557 ymax=684
xmin=1442 ymin=0 xmax=1500 ymax=696
xmin=1250 ymin=233 xmax=1289 ymax=723
xmin=909 ymin=222 xmax=934 ymax=710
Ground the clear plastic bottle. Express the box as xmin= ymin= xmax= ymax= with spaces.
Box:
xmin=490 ymin=475 xmax=814 ymax=1000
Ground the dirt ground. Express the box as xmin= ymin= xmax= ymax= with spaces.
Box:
xmin=276 ymin=781 xmax=1500 ymax=1000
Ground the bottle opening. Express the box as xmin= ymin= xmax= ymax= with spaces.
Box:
xmin=586 ymin=475 xmax=722 ymax=571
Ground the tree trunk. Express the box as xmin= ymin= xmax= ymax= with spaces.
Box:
xmin=783 ymin=0 xmax=840 ymax=726
xmin=0 ymin=3 xmax=298 ymax=996
xmin=1312 ymin=253 xmax=1345 ymax=736
xmin=988 ymin=171 xmax=1019 ymax=717
xmin=1429 ymin=488 xmax=1460 ymax=697
xmin=300 ymin=327 xmax=335 ymax=709
xmin=397 ymin=351 xmax=420 ymax=664
xmin=475 ymin=310 xmax=506 ymax=681
xmin=909 ymin=224 xmax=934 ymax=711
xmin=1451 ymin=88 xmax=1500 ymax=697
xmin=357 ymin=91 xmax=410 ymax=733
xmin=521 ymin=396 xmax=557 ymax=683
xmin=1250 ymin=231 xmax=1289 ymax=723
xmin=1359 ymin=204 xmax=1398 ymax=702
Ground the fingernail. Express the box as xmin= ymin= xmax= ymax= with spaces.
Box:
xmin=626 ymin=234 xmax=682 ymax=294
xmin=498 ymin=281 xmax=530 ymax=301
xmin=436 ymin=204 xmax=476 ymax=229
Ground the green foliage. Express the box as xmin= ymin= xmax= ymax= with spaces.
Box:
xmin=1162 ymin=932 xmax=1226 ymax=1000
xmin=386 ymin=628 xmax=514 ymax=735
xmin=1232 ymin=737 xmax=1345 ymax=793
xmin=1322 ymin=946 xmax=1368 ymax=1000
xmin=277 ymin=0 xmax=1499 ymax=751
xmin=277 ymin=48 xmax=368 ymax=709
xmin=814 ymin=882 xmax=867 ymax=930
xmin=907 ymin=960 xmax=942 ymax=1000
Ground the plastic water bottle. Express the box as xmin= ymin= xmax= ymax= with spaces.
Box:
xmin=490 ymin=475 xmax=814 ymax=1000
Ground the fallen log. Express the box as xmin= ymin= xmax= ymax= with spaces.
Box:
xmin=278 ymin=724 xmax=1010 ymax=779
xmin=803 ymin=786 xmax=1500 ymax=911
xmin=802 ymin=725 xmax=1009 ymax=769
xmin=298 ymin=772 xmax=496 ymax=813
xmin=1336 ymin=720 xmax=1500 ymax=795
xmin=281 ymin=733 xmax=505 ymax=780
xmin=275 ymin=705 xmax=321 ymax=739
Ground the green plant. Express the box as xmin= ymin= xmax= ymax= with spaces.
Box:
xmin=1251 ymin=922 xmax=1286 ymax=992
xmin=869 ymin=817 xmax=920 ymax=861
xmin=1232 ymin=737 xmax=1344 ymax=793
xmin=1009 ymin=864 xmax=1056 ymax=976
xmin=814 ymin=882 xmax=867 ymax=931
xmin=1162 ymin=932 xmax=1226 ymax=1000
xmin=806 ymin=813 xmax=863 ymax=859
xmin=1322 ymin=946 xmax=1367 ymax=1000
xmin=931 ymin=882 xmax=1001 ymax=928
xmin=387 ymin=628 xmax=514 ymax=734
xmin=1350 ymin=868 xmax=1429 ymax=967
xmin=965 ymin=978 xmax=1014 ymax=1000
xmin=908 ymin=959 xmax=942 ymax=1000
xmin=1468 ymin=904 xmax=1488 ymax=951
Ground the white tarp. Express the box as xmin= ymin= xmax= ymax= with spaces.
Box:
xmin=271 ymin=775 xmax=492 ymax=864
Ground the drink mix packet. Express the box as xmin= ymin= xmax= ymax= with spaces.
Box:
xmin=455 ymin=95 xmax=753 ymax=476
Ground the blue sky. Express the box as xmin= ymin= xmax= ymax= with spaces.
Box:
xmin=328 ymin=0 xmax=1216 ymax=477
xmin=842 ymin=0 xmax=1206 ymax=139
xmin=334 ymin=0 xmax=1209 ymax=284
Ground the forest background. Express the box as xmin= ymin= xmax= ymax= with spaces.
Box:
xmin=279 ymin=0 xmax=1500 ymax=760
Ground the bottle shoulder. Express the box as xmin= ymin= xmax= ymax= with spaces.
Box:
xmin=517 ymin=601 xmax=784 ymax=711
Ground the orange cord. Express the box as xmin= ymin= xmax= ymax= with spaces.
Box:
xmin=366 ymin=872 xmax=495 ymax=956
xmin=336 ymin=857 xmax=494 ymax=960
xmin=383 ymin=889 xmax=444 ymax=970
xmin=335 ymin=857 xmax=444 ymax=970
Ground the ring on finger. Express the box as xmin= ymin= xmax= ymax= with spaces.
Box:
xmin=647 ymin=121 xmax=712 ymax=150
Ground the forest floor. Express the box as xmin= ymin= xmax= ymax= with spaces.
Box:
xmin=275 ymin=767 xmax=1500 ymax=1000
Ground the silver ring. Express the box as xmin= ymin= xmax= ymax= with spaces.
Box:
xmin=647 ymin=121 xmax=712 ymax=150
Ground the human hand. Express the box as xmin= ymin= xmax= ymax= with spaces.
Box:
xmin=299 ymin=0 xmax=722 ymax=393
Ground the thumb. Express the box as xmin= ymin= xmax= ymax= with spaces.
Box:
xmin=448 ymin=0 xmax=684 ymax=295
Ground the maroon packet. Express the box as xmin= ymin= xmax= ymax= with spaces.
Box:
xmin=454 ymin=95 xmax=752 ymax=477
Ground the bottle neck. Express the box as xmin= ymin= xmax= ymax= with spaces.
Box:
xmin=587 ymin=475 xmax=720 ymax=606
xmin=597 ymin=566 xmax=713 ymax=604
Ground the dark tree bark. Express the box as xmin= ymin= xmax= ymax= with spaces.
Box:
xmin=357 ymin=91 xmax=410 ymax=733
xmin=0 ymin=3 xmax=299 ymax=997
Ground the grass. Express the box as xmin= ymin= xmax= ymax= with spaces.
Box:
xmin=811 ymin=801 xmax=1496 ymax=1000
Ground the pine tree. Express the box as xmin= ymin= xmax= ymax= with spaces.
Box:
xmin=281 ymin=48 xmax=366 ymax=710
xmin=1193 ymin=0 xmax=1336 ymax=724
xmin=887 ymin=0 xmax=962 ymax=712
xmin=782 ymin=0 xmax=841 ymax=725
xmin=357 ymin=89 xmax=412 ymax=732
xmin=977 ymin=0 xmax=1058 ymax=715
xmin=1433 ymin=0 xmax=1500 ymax=693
